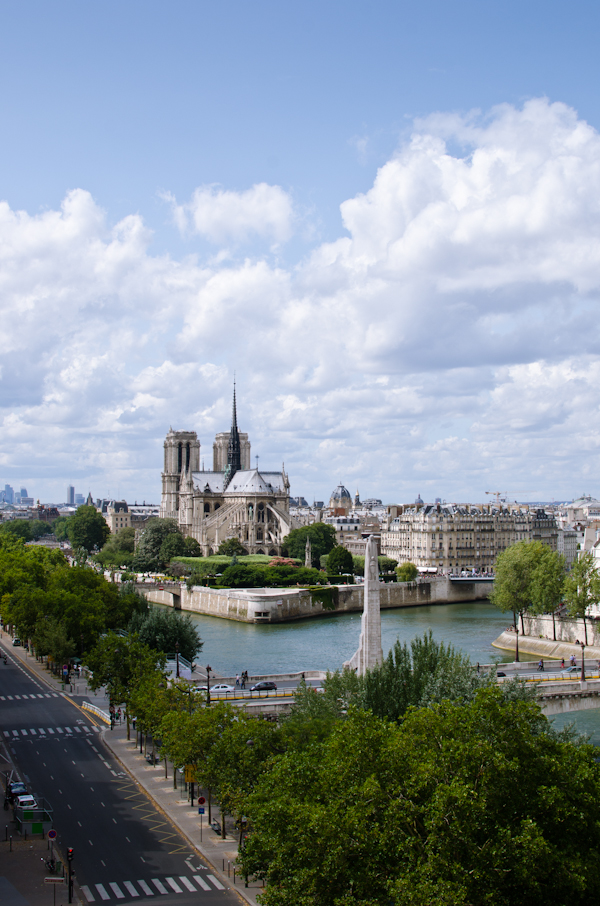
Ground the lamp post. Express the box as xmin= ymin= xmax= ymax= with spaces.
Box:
xmin=175 ymin=641 xmax=180 ymax=679
xmin=206 ymin=665 xmax=212 ymax=706
xmin=514 ymin=626 xmax=519 ymax=663
xmin=581 ymin=641 xmax=586 ymax=682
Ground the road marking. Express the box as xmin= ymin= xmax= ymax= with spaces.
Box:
xmin=56 ymin=727 xmax=64 ymax=733
xmin=123 ymin=881 xmax=139 ymax=897
xmin=48 ymin=728 xmax=54 ymax=734
xmin=39 ymin=729 xmax=46 ymax=735
xmin=179 ymin=876 xmax=196 ymax=892
xmin=150 ymin=879 xmax=168 ymax=894
xmin=78 ymin=821 xmax=82 ymax=827
xmin=207 ymin=874 xmax=225 ymax=890
xmin=30 ymin=729 xmax=37 ymax=735
xmin=15 ymin=695 xmax=21 ymax=699
xmin=112 ymin=818 xmax=117 ymax=824
xmin=137 ymin=881 xmax=153 ymax=896
xmin=20 ymin=730 xmax=27 ymax=735
xmin=0 ymin=696 xmax=4 ymax=701
xmin=12 ymin=730 xmax=18 ymax=736
xmin=75 ymin=727 xmax=81 ymax=733
xmin=3 ymin=731 xmax=8 ymax=737
xmin=7 ymin=696 xmax=13 ymax=700
xmin=193 ymin=875 xmax=211 ymax=891
xmin=125 ymin=836 xmax=130 ymax=842
xmin=89 ymin=839 xmax=93 ymax=846
xmin=44 ymin=694 xmax=51 ymax=698
xmin=95 ymin=884 xmax=110 ymax=900
xmin=109 ymin=882 xmax=125 ymax=898
xmin=37 ymin=693 xmax=44 ymax=698
xmin=165 ymin=878 xmax=182 ymax=893
xmin=81 ymin=886 xmax=95 ymax=902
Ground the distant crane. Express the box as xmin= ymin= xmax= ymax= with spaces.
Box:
xmin=485 ymin=491 xmax=506 ymax=506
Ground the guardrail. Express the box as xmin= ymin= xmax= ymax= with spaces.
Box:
xmin=499 ymin=672 xmax=600 ymax=684
xmin=205 ymin=689 xmax=297 ymax=702
xmin=81 ymin=702 xmax=111 ymax=724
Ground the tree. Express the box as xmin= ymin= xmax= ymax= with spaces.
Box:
xmin=183 ymin=536 xmax=202 ymax=557
xmin=0 ymin=521 xmax=33 ymax=541
xmin=239 ymin=688 xmax=600 ymax=906
xmin=217 ymin=538 xmax=248 ymax=556
xmin=490 ymin=541 xmax=545 ymax=633
xmin=30 ymin=520 xmax=54 ymax=540
xmin=128 ymin=606 xmax=203 ymax=663
xmin=67 ymin=505 xmax=110 ymax=553
xmin=95 ymin=526 xmax=136 ymax=568
xmin=396 ymin=561 xmax=419 ymax=582
xmin=132 ymin=518 xmax=182 ymax=572
xmin=52 ymin=516 xmax=70 ymax=541
xmin=159 ymin=532 xmax=187 ymax=564
xmin=326 ymin=545 xmax=353 ymax=575
xmin=282 ymin=524 xmax=337 ymax=567
xmin=529 ymin=548 xmax=566 ymax=640
xmin=563 ymin=552 xmax=600 ymax=646
xmin=86 ymin=632 xmax=167 ymax=739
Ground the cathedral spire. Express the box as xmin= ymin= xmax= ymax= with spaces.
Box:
xmin=224 ymin=379 xmax=241 ymax=488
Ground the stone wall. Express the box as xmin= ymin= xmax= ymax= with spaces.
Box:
xmin=145 ymin=577 xmax=491 ymax=623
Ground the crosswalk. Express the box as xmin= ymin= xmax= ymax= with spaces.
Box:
xmin=80 ymin=874 xmax=226 ymax=901
xmin=3 ymin=724 xmax=97 ymax=737
xmin=0 ymin=692 xmax=60 ymax=700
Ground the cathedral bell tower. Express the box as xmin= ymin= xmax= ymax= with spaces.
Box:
xmin=160 ymin=428 xmax=200 ymax=518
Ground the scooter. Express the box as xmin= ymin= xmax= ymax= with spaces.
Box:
xmin=41 ymin=857 xmax=56 ymax=873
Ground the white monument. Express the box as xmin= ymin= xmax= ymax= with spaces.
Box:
xmin=344 ymin=534 xmax=383 ymax=675
xmin=305 ymin=536 xmax=312 ymax=568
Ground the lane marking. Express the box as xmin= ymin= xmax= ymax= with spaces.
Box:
xmin=165 ymin=878 xmax=182 ymax=893
xmin=80 ymin=886 xmax=95 ymax=902
xmin=207 ymin=874 xmax=225 ymax=890
xmin=193 ymin=875 xmax=211 ymax=891
xmin=179 ymin=876 xmax=196 ymax=892
xmin=123 ymin=881 xmax=139 ymax=897
xmin=95 ymin=884 xmax=110 ymax=900
xmin=109 ymin=882 xmax=125 ymax=899
xmin=150 ymin=879 xmax=168 ymax=894
xmin=137 ymin=880 xmax=153 ymax=896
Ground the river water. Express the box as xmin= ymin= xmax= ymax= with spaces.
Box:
xmin=182 ymin=600 xmax=600 ymax=741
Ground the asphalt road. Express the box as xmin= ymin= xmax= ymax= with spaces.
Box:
xmin=0 ymin=643 xmax=239 ymax=906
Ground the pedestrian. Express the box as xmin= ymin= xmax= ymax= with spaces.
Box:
xmin=476 ymin=662 xmax=480 ymax=673
xmin=538 ymin=659 xmax=544 ymax=672
xmin=235 ymin=674 xmax=240 ymax=688
xmin=561 ymin=658 xmax=565 ymax=669
xmin=241 ymin=673 xmax=246 ymax=690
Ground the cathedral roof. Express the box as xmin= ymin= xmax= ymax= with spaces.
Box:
xmin=192 ymin=469 xmax=286 ymax=496
xmin=330 ymin=484 xmax=352 ymax=501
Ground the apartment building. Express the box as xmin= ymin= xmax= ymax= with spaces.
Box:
xmin=381 ymin=502 xmax=558 ymax=573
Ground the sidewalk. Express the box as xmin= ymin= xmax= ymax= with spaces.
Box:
xmin=102 ymin=726 xmax=263 ymax=906
xmin=0 ymin=632 xmax=264 ymax=906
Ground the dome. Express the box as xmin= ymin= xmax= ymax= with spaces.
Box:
xmin=330 ymin=484 xmax=352 ymax=502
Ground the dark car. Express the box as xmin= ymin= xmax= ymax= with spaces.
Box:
xmin=8 ymin=781 xmax=27 ymax=802
xmin=250 ymin=681 xmax=277 ymax=692
xmin=497 ymin=671 xmax=507 ymax=678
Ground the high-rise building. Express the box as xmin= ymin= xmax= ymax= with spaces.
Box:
xmin=20 ymin=487 xmax=28 ymax=498
xmin=3 ymin=484 xmax=14 ymax=504
xmin=74 ymin=494 xmax=85 ymax=506
xmin=67 ymin=485 xmax=75 ymax=505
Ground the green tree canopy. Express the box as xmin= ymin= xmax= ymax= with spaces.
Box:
xmin=240 ymin=688 xmax=600 ymax=906
xmin=326 ymin=545 xmax=353 ymax=575
xmin=563 ymin=552 xmax=600 ymax=646
xmin=396 ymin=561 xmax=419 ymax=581
xmin=490 ymin=540 xmax=546 ymax=630
xmin=95 ymin=526 xmax=136 ymax=568
xmin=128 ymin=606 xmax=203 ymax=663
xmin=282 ymin=524 xmax=337 ymax=567
xmin=0 ymin=520 xmax=33 ymax=541
xmin=132 ymin=518 xmax=183 ymax=572
xmin=217 ymin=537 xmax=248 ymax=556
xmin=67 ymin=505 xmax=110 ymax=553
xmin=529 ymin=547 xmax=566 ymax=640
xmin=183 ymin=536 xmax=202 ymax=557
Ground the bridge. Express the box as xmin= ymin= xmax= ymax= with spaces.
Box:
xmin=449 ymin=575 xmax=494 ymax=583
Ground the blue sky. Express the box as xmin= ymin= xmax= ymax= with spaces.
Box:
xmin=2 ymin=1 xmax=600 ymax=505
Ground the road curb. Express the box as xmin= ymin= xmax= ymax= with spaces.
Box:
xmin=101 ymin=729 xmax=257 ymax=906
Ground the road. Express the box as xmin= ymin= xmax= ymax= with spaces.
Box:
xmin=0 ymin=641 xmax=240 ymax=906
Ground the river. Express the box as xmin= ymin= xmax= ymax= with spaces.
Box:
xmin=180 ymin=600 xmax=600 ymax=741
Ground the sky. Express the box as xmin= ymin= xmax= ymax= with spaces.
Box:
xmin=2 ymin=0 xmax=600 ymax=506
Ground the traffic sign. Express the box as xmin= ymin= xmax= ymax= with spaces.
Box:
xmin=45 ymin=878 xmax=65 ymax=884
xmin=47 ymin=829 xmax=57 ymax=840
xmin=198 ymin=807 xmax=205 ymax=815
xmin=198 ymin=796 xmax=206 ymax=804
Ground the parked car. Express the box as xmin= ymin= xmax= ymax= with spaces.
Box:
xmin=192 ymin=685 xmax=208 ymax=693
xmin=210 ymin=684 xmax=236 ymax=694
xmin=562 ymin=666 xmax=580 ymax=674
xmin=8 ymin=781 xmax=27 ymax=803
xmin=250 ymin=681 xmax=277 ymax=692
xmin=12 ymin=638 xmax=21 ymax=647
xmin=15 ymin=794 xmax=37 ymax=810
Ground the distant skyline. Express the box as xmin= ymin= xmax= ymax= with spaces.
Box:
xmin=2 ymin=2 xmax=600 ymax=505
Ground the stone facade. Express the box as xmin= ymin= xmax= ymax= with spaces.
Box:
xmin=381 ymin=502 xmax=558 ymax=573
xmin=159 ymin=391 xmax=299 ymax=556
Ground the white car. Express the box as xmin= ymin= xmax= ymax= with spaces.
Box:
xmin=16 ymin=794 xmax=37 ymax=809
xmin=210 ymin=684 xmax=236 ymax=694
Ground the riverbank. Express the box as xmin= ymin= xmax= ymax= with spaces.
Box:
xmin=492 ymin=630 xmax=600 ymax=662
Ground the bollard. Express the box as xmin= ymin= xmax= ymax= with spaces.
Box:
xmin=222 ymin=859 xmax=224 ymax=871
xmin=9 ymin=834 xmax=12 ymax=851
xmin=227 ymin=861 xmax=230 ymax=877
xmin=5 ymin=825 xmax=8 ymax=841
xmin=233 ymin=868 xmax=236 ymax=884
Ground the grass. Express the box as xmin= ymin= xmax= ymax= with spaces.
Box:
xmin=173 ymin=554 xmax=295 ymax=568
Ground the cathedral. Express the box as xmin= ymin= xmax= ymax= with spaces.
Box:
xmin=160 ymin=387 xmax=298 ymax=555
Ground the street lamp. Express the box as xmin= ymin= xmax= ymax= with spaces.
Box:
xmin=581 ymin=641 xmax=586 ymax=682
xmin=175 ymin=641 xmax=180 ymax=679
xmin=206 ymin=665 xmax=212 ymax=705
xmin=514 ymin=626 xmax=519 ymax=663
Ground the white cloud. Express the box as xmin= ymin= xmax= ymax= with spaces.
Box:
xmin=3 ymin=98 xmax=600 ymax=503
xmin=167 ymin=182 xmax=295 ymax=246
